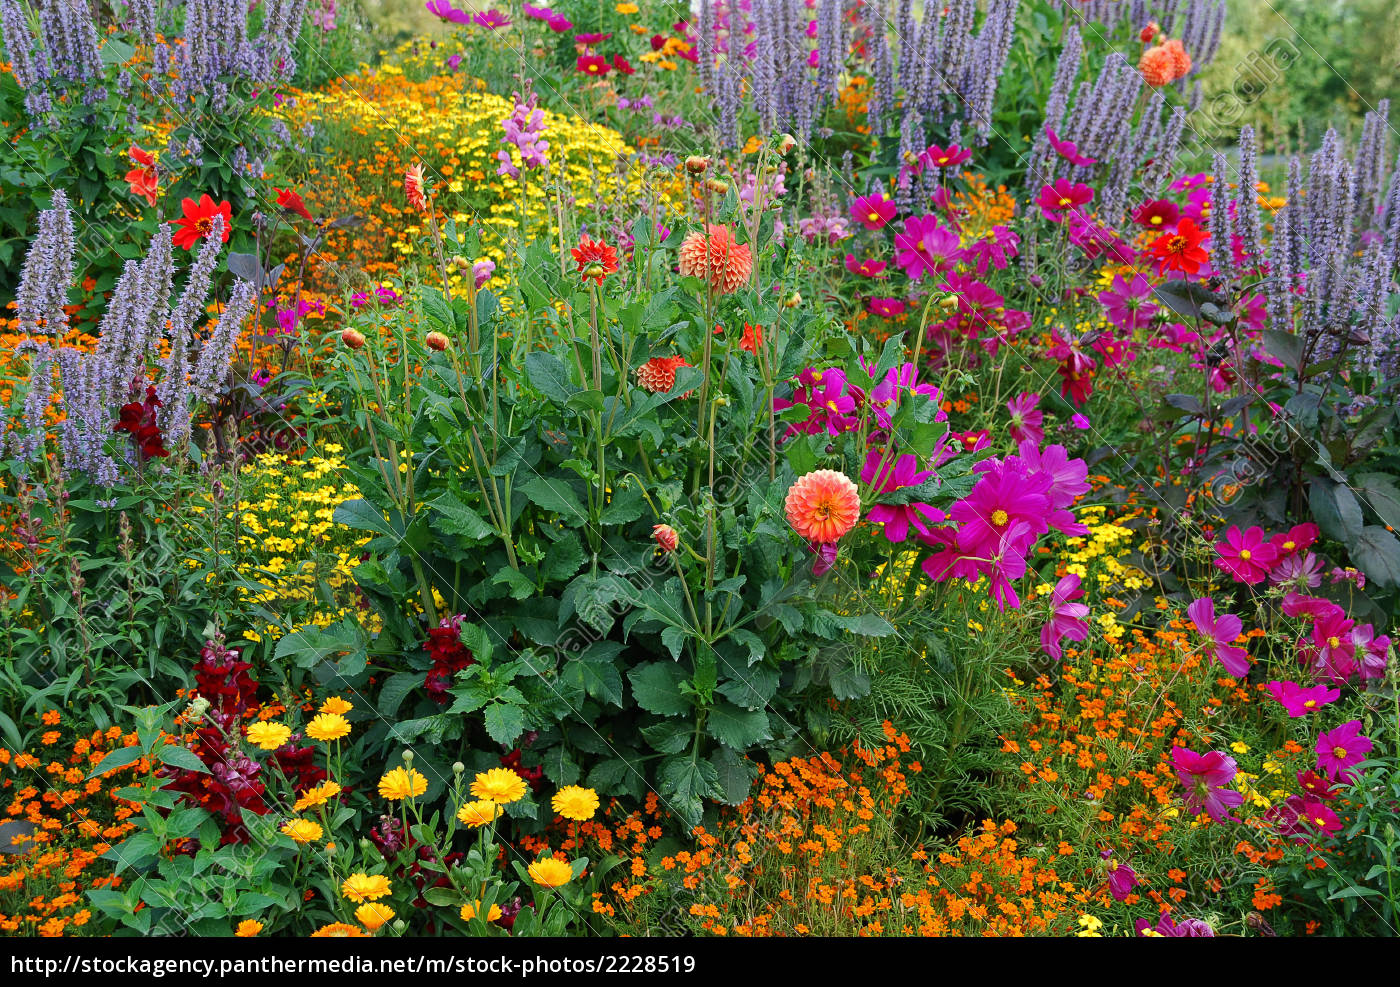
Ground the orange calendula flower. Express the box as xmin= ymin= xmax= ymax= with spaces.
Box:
xmin=246 ymin=722 xmax=291 ymax=751
xmin=785 ymin=470 xmax=861 ymax=543
xmin=551 ymin=785 xmax=599 ymax=822
xmin=234 ymin=919 xmax=263 ymax=937
xmin=320 ymin=696 xmax=353 ymax=716
xmin=341 ymin=873 xmax=392 ymax=903
xmin=355 ymin=903 xmax=394 ymax=931
xmin=677 ymin=224 xmax=753 ymax=295
xmin=293 ymin=781 xmax=341 ymax=812
xmin=280 ymin=818 xmax=324 ymax=844
xmin=460 ymin=899 xmax=504 ymax=922
xmin=305 ymin=713 xmax=351 ymax=743
xmin=527 ymin=857 xmax=574 ymax=888
xmin=456 ymin=800 xmax=502 ymax=828
xmin=311 ymin=922 xmax=369 ymax=937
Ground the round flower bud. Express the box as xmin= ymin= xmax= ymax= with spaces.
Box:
xmin=703 ymin=178 xmax=729 ymax=194
xmin=775 ymin=133 xmax=797 ymax=155
xmin=652 ymin=524 xmax=679 ymax=553
xmin=425 ymin=332 xmax=449 ymax=352
xmin=684 ymin=155 xmax=711 ymax=174
xmin=341 ymin=328 xmax=366 ymax=350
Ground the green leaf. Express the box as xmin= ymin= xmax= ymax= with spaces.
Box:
xmin=273 ymin=619 xmax=364 ymax=669
xmin=517 ymin=476 xmax=588 ymax=525
xmin=524 ymin=351 xmax=578 ymax=404
xmin=432 ymin=494 xmax=494 ymax=541
xmin=706 ymin=702 xmax=771 ymax=749
xmin=1354 ymin=473 xmax=1400 ymax=530
xmin=1311 ymin=480 xmax=1364 ymax=544
xmin=710 ymin=746 xmax=758 ymax=805
xmin=628 ymin=662 xmax=692 ymax=717
xmin=491 ymin=566 xmax=536 ymax=600
xmin=543 ymin=531 xmax=586 ymax=581
xmin=333 ymin=498 xmax=396 ymax=537
xmin=483 ymin=703 xmax=527 ymax=746
xmin=89 ymin=745 xmax=146 ymax=779
xmin=1351 ymin=526 xmax=1400 ymax=589
xmin=658 ymin=755 xmax=719 ymax=826
xmin=157 ymin=746 xmax=209 ymax=774
xmin=600 ymin=484 xmax=646 ymax=525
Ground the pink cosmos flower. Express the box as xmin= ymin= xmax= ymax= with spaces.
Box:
xmin=844 ymin=254 xmax=888 ymax=278
xmin=426 ymin=0 xmax=470 ymax=23
xmin=961 ymin=225 xmax=1020 ymax=274
xmin=849 ymin=193 xmax=896 ymax=231
xmin=1044 ymin=126 xmax=1097 ymax=167
xmin=1101 ymin=849 xmax=1139 ymax=902
xmin=1097 ymin=273 xmax=1158 ymax=331
xmin=1270 ymin=523 xmax=1319 ymax=557
xmin=1136 ymin=913 xmax=1215 ymax=937
xmin=919 ymin=143 xmax=973 ymax=170
xmin=1185 ymin=597 xmax=1250 ymax=678
xmin=1006 ymin=392 xmax=1043 ymax=445
xmin=1315 ymin=720 xmax=1372 ymax=782
xmin=1267 ymin=795 xmax=1342 ymax=842
xmin=1266 ymin=680 xmax=1340 ymax=718
xmin=867 ymin=297 xmax=905 ymax=318
xmin=1035 ymin=179 xmax=1093 ymax=222
xmin=473 ymin=9 xmax=511 ymax=28
xmin=861 ymin=449 xmax=945 ymax=544
xmin=1040 ymin=574 xmax=1089 ymax=661
xmin=1132 ymin=199 xmax=1179 ymax=229
xmin=1171 ymin=747 xmax=1244 ymax=822
xmin=892 ymin=214 xmax=961 ymax=281
xmin=1213 ymin=525 xmax=1279 ymax=585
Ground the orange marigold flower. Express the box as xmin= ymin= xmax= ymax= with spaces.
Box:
xmin=785 ymin=470 xmax=861 ymax=543
xmin=677 ymin=224 xmax=752 ymax=295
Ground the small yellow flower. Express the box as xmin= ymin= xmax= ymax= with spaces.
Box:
xmin=293 ymin=781 xmax=341 ymax=811
xmin=355 ymin=902 xmax=394 ymax=931
xmin=471 ymin=767 xmax=527 ymax=805
xmin=311 ymin=922 xmax=369 ymax=937
xmin=320 ymin=696 xmax=354 ymax=715
xmin=378 ymin=766 xmax=428 ymax=801
xmin=1230 ymin=741 xmax=1249 ymax=754
xmin=550 ymin=785 xmax=599 ymax=822
xmin=460 ymin=900 xmax=503 ymax=922
xmin=1076 ymin=914 xmax=1104 ymax=937
xmin=281 ymin=818 xmax=324 ymax=844
xmin=341 ymin=873 xmax=392 ymax=903
xmin=456 ymin=800 xmax=502 ymax=828
xmin=246 ymin=722 xmax=291 ymax=750
xmin=527 ymin=857 xmax=574 ymax=888
xmin=235 ymin=919 xmax=263 ymax=937
xmin=306 ymin=713 xmax=351 ymax=742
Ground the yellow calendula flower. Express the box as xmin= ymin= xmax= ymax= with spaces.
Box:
xmin=456 ymin=800 xmax=502 ymax=828
xmin=615 ymin=2 xmax=639 ymax=12
xmin=471 ymin=767 xmax=527 ymax=805
xmin=246 ymin=722 xmax=291 ymax=750
xmin=281 ymin=818 xmax=324 ymax=844
xmin=527 ymin=857 xmax=574 ymax=888
xmin=320 ymin=696 xmax=354 ymax=715
xmin=550 ymin=785 xmax=599 ymax=822
xmin=306 ymin=712 xmax=351 ymax=742
xmin=293 ymin=781 xmax=341 ymax=811
xmin=378 ymin=766 xmax=428 ymax=801
xmin=341 ymin=873 xmax=392 ymax=903
xmin=460 ymin=900 xmax=503 ymax=922
xmin=355 ymin=903 xmax=394 ymax=931
xmin=235 ymin=919 xmax=263 ymax=937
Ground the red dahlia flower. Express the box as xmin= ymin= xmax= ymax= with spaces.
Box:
xmin=170 ymin=194 xmax=232 ymax=250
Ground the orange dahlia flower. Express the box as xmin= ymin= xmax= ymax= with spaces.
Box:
xmin=636 ymin=355 xmax=691 ymax=394
xmin=678 ymin=224 xmax=753 ymax=295
xmin=1138 ymin=46 xmax=1176 ymax=87
xmin=785 ymin=470 xmax=860 ymax=543
xmin=405 ymin=163 xmax=428 ymax=211
xmin=1161 ymin=39 xmax=1192 ymax=79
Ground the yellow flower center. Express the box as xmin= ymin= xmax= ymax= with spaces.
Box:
xmin=1303 ymin=699 xmax=1316 ymax=708
xmin=1238 ymin=549 xmax=1251 ymax=560
xmin=1058 ymin=197 xmax=1071 ymax=206
xmin=1327 ymin=636 xmax=1340 ymax=648
xmin=1333 ymin=746 xmax=1348 ymax=759
xmin=1150 ymin=216 xmax=1163 ymax=224
xmin=867 ymin=211 xmax=880 ymax=222
xmin=991 ymin=509 xmax=1009 ymax=527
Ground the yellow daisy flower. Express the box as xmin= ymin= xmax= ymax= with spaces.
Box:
xmin=471 ymin=767 xmax=526 ymax=805
xmin=550 ymin=785 xmax=599 ymax=822
xmin=378 ymin=766 xmax=428 ymax=801
xmin=527 ymin=857 xmax=573 ymax=888
xmin=306 ymin=713 xmax=351 ymax=742
xmin=341 ymin=873 xmax=392 ymax=903
xmin=245 ymin=722 xmax=292 ymax=750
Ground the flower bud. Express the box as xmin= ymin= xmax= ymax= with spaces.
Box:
xmin=425 ymin=331 xmax=449 ymax=352
xmin=684 ymin=155 xmax=711 ymax=174
xmin=775 ymin=133 xmax=797 ymax=155
xmin=703 ymin=178 xmax=729 ymax=195
xmin=341 ymin=328 xmax=366 ymax=350
xmin=652 ymin=524 xmax=679 ymax=553
xmin=782 ymin=292 xmax=801 ymax=308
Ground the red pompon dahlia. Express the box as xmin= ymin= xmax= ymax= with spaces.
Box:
xmin=677 ymin=224 xmax=753 ymax=295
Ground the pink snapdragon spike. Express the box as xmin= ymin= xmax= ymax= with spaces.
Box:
xmin=1044 ymin=125 xmax=1097 ymax=167
xmin=1040 ymin=574 xmax=1089 ymax=661
xmin=1171 ymin=747 xmax=1244 ymax=822
xmin=860 ymin=449 xmax=945 ymax=544
xmin=1035 ymin=178 xmax=1093 ymax=222
xmin=849 ymin=192 xmax=896 ymax=231
xmin=1185 ymin=597 xmax=1250 ymax=678
xmin=1315 ymin=720 xmax=1373 ymax=782
xmin=1265 ymin=680 xmax=1340 ymax=718
xmin=1006 ymin=392 xmax=1043 ymax=446
xmin=893 ymin=214 xmax=962 ymax=280
xmin=1213 ymin=525 xmax=1279 ymax=584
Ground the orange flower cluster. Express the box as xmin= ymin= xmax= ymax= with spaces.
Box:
xmin=0 ymin=711 xmax=151 ymax=936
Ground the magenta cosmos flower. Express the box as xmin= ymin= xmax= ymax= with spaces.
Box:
xmin=844 ymin=254 xmax=888 ymax=278
xmin=893 ymin=214 xmax=961 ymax=280
xmin=919 ymin=143 xmax=972 ymax=170
xmin=1266 ymin=680 xmax=1340 ymax=718
xmin=849 ymin=193 xmax=896 ymax=231
xmin=867 ymin=297 xmax=905 ymax=318
xmin=1315 ymin=720 xmax=1373 ymax=782
xmin=473 ymin=9 xmax=511 ymax=28
xmin=1171 ymin=747 xmax=1244 ymax=822
xmin=1136 ymin=913 xmax=1215 ymax=937
xmin=1097 ymin=272 xmax=1158 ymax=331
xmin=1044 ymin=125 xmax=1097 ymax=167
xmin=1185 ymin=597 xmax=1249 ymax=678
xmin=860 ymin=449 xmax=945 ymax=544
xmin=1035 ymin=179 xmax=1093 ymax=222
xmin=1213 ymin=525 xmax=1279 ymax=585
xmin=425 ymin=0 xmax=470 ymax=23
xmin=1040 ymin=574 xmax=1089 ymax=661
xmin=1006 ymin=392 xmax=1043 ymax=445
xmin=1101 ymin=849 xmax=1139 ymax=902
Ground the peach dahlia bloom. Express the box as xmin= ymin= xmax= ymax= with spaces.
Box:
xmin=785 ymin=469 xmax=861 ymax=543
xmin=678 ymin=224 xmax=753 ymax=295
xmin=1138 ymin=46 xmax=1176 ymax=87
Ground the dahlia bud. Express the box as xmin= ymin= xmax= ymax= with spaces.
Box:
xmin=341 ymin=328 xmax=366 ymax=350
xmin=581 ymin=261 xmax=607 ymax=281
xmin=782 ymin=292 xmax=801 ymax=308
xmin=703 ymin=178 xmax=729 ymax=194
xmin=450 ymin=254 xmax=471 ymax=272
xmin=652 ymin=524 xmax=679 ymax=553
xmin=936 ymin=293 xmax=959 ymax=311
xmin=425 ymin=331 xmax=449 ymax=352
xmin=684 ymin=155 xmax=711 ymax=174
xmin=1140 ymin=22 xmax=1160 ymax=43
xmin=775 ymin=133 xmax=797 ymax=155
